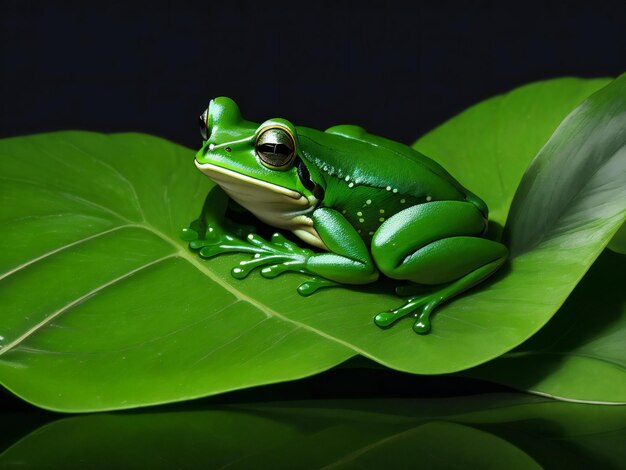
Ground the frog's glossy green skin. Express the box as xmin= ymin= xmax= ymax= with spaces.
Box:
xmin=191 ymin=97 xmax=508 ymax=334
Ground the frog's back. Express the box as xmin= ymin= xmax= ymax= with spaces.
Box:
xmin=297 ymin=125 xmax=487 ymax=216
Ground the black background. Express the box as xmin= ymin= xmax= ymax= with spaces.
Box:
xmin=2 ymin=0 xmax=625 ymax=147
xmin=0 ymin=1 xmax=625 ymax=410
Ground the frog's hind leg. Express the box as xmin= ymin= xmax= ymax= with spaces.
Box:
xmin=371 ymin=201 xmax=508 ymax=333
xmin=375 ymin=256 xmax=506 ymax=334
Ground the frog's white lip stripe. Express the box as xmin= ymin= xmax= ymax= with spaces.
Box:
xmin=195 ymin=161 xmax=303 ymax=200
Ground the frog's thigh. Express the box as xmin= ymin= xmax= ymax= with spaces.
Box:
xmin=306 ymin=207 xmax=379 ymax=284
xmin=372 ymin=201 xmax=505 ymax=285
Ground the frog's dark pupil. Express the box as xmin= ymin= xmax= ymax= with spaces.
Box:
xmin=257 ymin=143 xmax=294 ymax=167
xmin=260 ymin=143 xmax=291 ymax=156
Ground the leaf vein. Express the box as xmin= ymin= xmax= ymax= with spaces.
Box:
xmin=191 ymin=317 xmax=270 ymax=367
xmin=0 ymin=254 xmax=177 ymax=357
xmin=0 ymin=176 xmax=134 ymax=224
xmin=0 ymin=224 xmax=147 ymax=282
xmin=59 ymin=138 xmax=146 ymax=222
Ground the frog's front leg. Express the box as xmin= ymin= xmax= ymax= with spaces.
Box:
xmin=235 ymin=207 xmax=379 ymax=292
xmin=182 ymin=186 xmax=268 ymax=258
xmin=371 ymin=201 xmax=508 ymax=334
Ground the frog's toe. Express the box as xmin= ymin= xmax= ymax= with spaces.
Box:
xmin=297 ymin=282 xmax=316 ymax=296
xmin=270 ymin=233 xmax=296 ymax=250
xmin=374 ymin=296 xmax=438 ymax=334
xmin=412 ymin=301 xmax=437 ymax=334
xmin=180 ymin=226 xmax=199 ymax=242
xmin=190 ymin=239 xmax=208 ymax=250
xmin=260 ymin=260 xmax=306 ymax=278
xmin=374 ymin=299 xmax=420 ymax=329
xmin=199 ymin=244 xmax=224 ymax=259
xmin=374 ymin=311 xmax=404 ymax=328
xmin=231 ymin=255 xmax=289 ymax=279
xmin=243 ymin=233 xmax=278 ymax=252
xmin=260 ymin=264 xmax=283 ymax=278
xmin=297 ymin=278 xmax=340 ymax=296
xmin=188 ymin=231 xmax=222 ymax=251
xmin=231 ymin=265 xmax=251 ymax=279
xmin=412 ymin=312 xmax=432 ymax=334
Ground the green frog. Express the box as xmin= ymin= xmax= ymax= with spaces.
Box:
xmin=184 ymin=97 xmax=508 ymax=334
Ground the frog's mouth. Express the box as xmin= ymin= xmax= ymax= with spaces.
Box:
xmin=194 ymin=161 xmax=304 ymax=200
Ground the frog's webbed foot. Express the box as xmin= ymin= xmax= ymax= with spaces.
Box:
xmin=184 ymin=224 xmax=341 ymax=295
xmin=182 ymin=223 xmax=265 ymax=259
xmin=231 ymin=233 xmax=312 ymax=278
xmin=374 ymin=292 xmax=446 ymax=335
xmin=181 ymin=185 xmax=259 ymax=257
xmin=229 ymin=234 xmax=341 ymax=295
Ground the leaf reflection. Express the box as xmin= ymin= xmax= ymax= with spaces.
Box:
xmin=1 ymin=394 xmax=623 ymax=469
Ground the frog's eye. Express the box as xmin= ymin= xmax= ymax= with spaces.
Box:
xmin=199 ymin=109 xmax=209 ymax=140
xmin=255 ymin=127 xmax=296 ymax=169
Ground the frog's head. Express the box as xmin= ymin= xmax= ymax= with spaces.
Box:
xmin=195 ymin=98 xmax=322 ymax=231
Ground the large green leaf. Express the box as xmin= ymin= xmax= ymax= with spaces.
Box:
xmin=414 ymin=77 xmax=612 ymax=229
xmin=504 ymin=75 xmax=626 ymax=256
xmin=1 ymin=77 xmax=624 ymax=411
xmin=461 ymin=73 xmax=626 ymax=404
xmin=1 ymin=395 xmax=624 ymax=468
xmin=465 ymin=249 xmax=626 ymax=404
xmin=0 ymin=132 xmax=354 ymax=411
xmin=415 ymin=75 xmax=626 ymax=402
